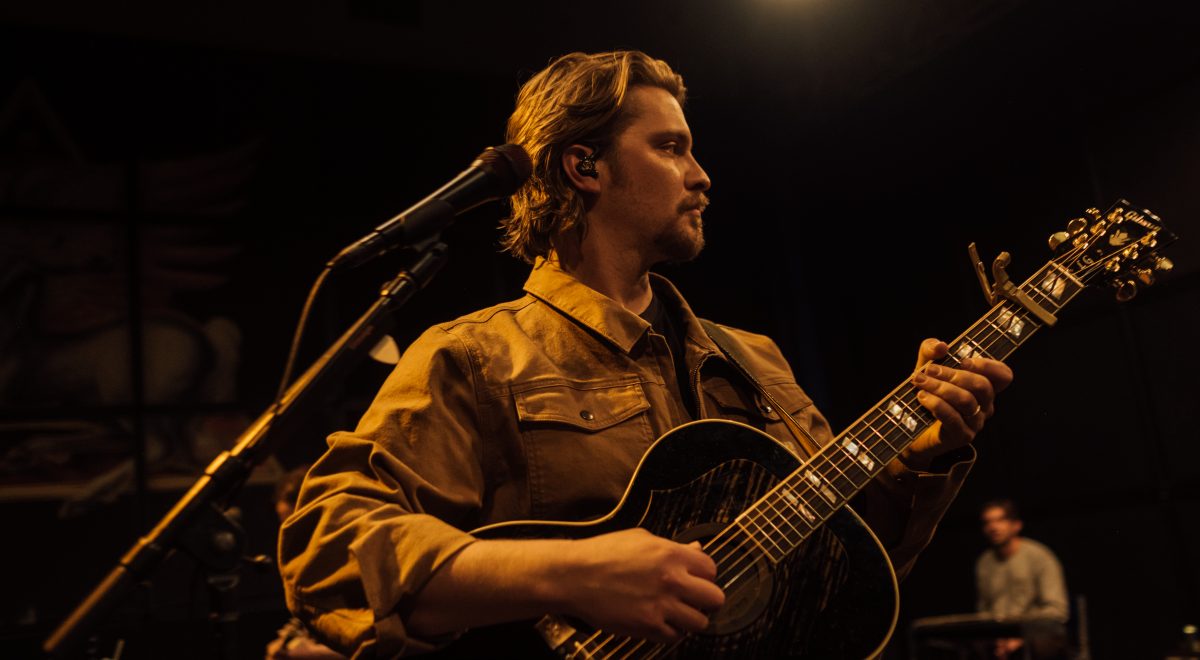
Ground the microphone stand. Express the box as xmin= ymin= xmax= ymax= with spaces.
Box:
xmin=43 ymin=239 xmax=450 ymax=658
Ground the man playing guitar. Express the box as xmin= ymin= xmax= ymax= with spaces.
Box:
xmin=278 ymin=50 xmax=1012 ymax=658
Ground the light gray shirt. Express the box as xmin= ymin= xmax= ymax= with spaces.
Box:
xmin=976 ymin=537 xmax=1069 ymax=622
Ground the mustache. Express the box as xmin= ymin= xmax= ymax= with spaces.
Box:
xmin=678 ymin=193 xmax=711 ymax=214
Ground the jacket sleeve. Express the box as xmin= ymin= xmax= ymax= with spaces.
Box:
xmin=799 ymin=400 xmax=975 ymax=581
xmin=853 ymin=440 xmax=975 ymax=581
xmin=278 ymin=326 xmax=484 ymax=658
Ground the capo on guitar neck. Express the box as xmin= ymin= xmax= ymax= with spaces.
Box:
xmin=968 ymin=242 xmax=1058 ymax=327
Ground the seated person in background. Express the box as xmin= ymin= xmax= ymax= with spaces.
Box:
xmin=976 ymin=499 xmax=1069 ymax=659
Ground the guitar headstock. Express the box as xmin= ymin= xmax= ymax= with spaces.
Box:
xmin=1048 ymin=199 xmax=1177 ymax=301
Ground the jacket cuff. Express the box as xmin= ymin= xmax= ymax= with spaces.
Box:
xmin=880 ymin=445 xmax=976 ymax=579
xmin=348 ymin=514 xmax=477 ymax=657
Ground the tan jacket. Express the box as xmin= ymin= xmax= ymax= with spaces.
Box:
xmin=279 ymin=258 xmax=974 ymax=657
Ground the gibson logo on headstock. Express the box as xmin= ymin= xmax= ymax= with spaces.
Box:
xmin=1120 ymin=208 xmax=1158 ymax=231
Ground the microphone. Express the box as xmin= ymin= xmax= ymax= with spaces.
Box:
xmin=328 ymin=143 xmax=532 ymax=269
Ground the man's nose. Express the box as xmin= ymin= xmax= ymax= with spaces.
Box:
xmin=687 ymin=153 xmax=711 ymax=191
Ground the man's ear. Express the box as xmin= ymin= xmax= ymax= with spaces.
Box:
xmin=562 ymin=144 xmax=602 ymax=193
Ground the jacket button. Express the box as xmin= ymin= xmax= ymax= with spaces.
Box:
xmin=580 ymin=410 xmax=595 ymax=421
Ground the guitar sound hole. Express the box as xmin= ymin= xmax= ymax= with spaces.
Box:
xmin=672 ymin=522 xmax=774 ymax=635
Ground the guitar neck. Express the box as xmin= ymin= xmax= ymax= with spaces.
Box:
xmin=733 ymin=261 xmax=1086 ymax=563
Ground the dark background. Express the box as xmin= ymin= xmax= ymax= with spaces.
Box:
xmin=1 ymin=0 xmax=1198 ymax=657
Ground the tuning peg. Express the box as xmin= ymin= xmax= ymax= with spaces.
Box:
xmin=1048 ymin=231 xmax=1071 ymax=251
xmin=1067 ymin=218 xmax=1088 ymax=234
xmin=1155 ymin=256 xmax=1174 ymax=273
xmin=1135 ymin=268 xmax=1156 ymax=286
xmin=1115 ymin=279 xmax=1138 ymax=302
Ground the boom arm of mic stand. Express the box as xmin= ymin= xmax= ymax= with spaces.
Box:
xmin=43 ymin=241 xmax=450 ymax=657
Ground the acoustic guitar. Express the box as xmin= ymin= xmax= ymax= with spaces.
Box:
xmin=440 ymin=200 xmax=1174 ymax=659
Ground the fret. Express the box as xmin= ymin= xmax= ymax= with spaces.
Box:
xmin=875 ymin=409 xmax=914 ymax=448
xmin=859 ymin=416 xmax=901 ymax=453
xmin=791 ymin=473 xmax=835 ymax=519
xmin=989 ymin=306 xmax=1029 ymax=339
xmin=940 ymin=350 xmax=962 ymax=368
xmin=758 ymin=497 xmax=806 ymax=546
xmin=708 ymin=225 xmax=1141 ymax=579
xmin=815 ymin=452 xmax=860 ymax=498
xmin=774 ymin=484 xmax=818 ymax=532
xmin=1024 ymin=282 xmax=1060 ymax=313
xmin=884 ymin=395 xmax=922 ymax=436
xmin=1036 ymin=269 xmax=1068 ymax=301
xmin=1030 ymin=264 xmax=1084 ymax=311
xmin=978 ymin=322 xmax=1018 ymax=358
xmin=994 ymin=305 xmax=1034 ymax=338
xmin=952 ymin=338 xmax=992 ymax=361
xmin=814 ymin=468 xmax=855 ymax=503
xmin=893 ymin=389 xmax=926 ymax=417
xmin=731 ymin=261 xmax=1085 ymax=571
xmin=1046 ymin=261 xmax=1083 ymax=292
xmin=785 ymin=473 xmax=834 ymax=524
xmin=977 ymin=314 xmax=1020 ymax=359
xmin=750 ymin=511 xmax=793 ymax=559
xmin=832 ymin=440 xmax=877 ymax=484
xmin=745 ymin=474 xmax=839 ymax=561
xmin=840 ymin=434 xmax=879 ymax=473
xmin=803 ymin=467 xmax=840 ymax=505
xmin=734 ymin=514 xmax=786 ymax=564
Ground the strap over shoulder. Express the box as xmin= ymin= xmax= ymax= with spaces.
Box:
xmin=699 ymin=319 xmax=823 ymax=457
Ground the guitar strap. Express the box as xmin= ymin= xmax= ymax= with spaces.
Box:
xmin=699 ymin=319 xmax=825 ymax=458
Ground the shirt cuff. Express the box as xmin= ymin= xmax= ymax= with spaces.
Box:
xmin=348 ymin=513 xmax=477 ymax=657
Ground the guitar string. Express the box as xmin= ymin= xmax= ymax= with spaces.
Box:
xmin=574 ymin=252 xmax=1090 ymax=660
xmin=577 ymin=313 xmax=1022 ymax=660
xmin=764 ymin=249 xmax=1090 ymax=543
xmin=639 ymin=241 xmax=1139 ymax=659
xmin=603 ymin=277 xmax=1069 ymax=659
xmin=579 ymin=295 xmax=1053 ymax=660
xmin=586 ymin=307 xmax=1077 ymax=659
xmin=547 ymin=243 xmax=1109 ymax=659
xmin=700 ymin=295 xmax=1035 ymax=576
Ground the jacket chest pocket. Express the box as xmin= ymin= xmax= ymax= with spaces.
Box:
xmin=513 ymin=378 xmax=653 ymax=520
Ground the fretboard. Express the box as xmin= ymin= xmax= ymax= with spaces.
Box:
xmin=731 ymin=261 xmax=1085 ymax=564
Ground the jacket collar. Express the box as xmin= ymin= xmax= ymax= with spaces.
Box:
xmin=523 ymin=257 xmax=719 ymax=355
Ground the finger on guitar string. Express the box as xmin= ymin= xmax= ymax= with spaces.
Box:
xmin=912 ymin=363 xmax=987 ymax=429
xmin=960 ymin=355 xmax=1015 ymax=395
xmin=914 ymin=337 xmax=949 ymax=370
xmin=915 ymin=389 xmax=980 ymax=437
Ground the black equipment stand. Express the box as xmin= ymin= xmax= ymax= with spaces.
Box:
xmin=43 ymin=240 xmax=450 ymax=658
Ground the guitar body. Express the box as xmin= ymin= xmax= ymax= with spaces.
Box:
xmin=444 ymin=420 xmax=898 ymax=659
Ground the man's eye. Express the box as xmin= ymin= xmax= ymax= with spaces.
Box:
xmin=659 ymin=142 xmax=680 ymax=153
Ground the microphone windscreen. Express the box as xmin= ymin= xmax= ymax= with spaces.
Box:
xmin=476 ymin=143 xmax=533 ymax=193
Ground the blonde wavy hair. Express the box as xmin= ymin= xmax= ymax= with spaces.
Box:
xmin=502 ymin=51 xmax=686 ymax=263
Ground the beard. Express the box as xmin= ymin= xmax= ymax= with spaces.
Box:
xmin=654 ymin=193 xmax=709 ymax=264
